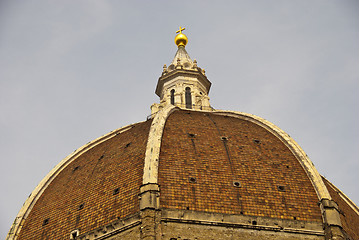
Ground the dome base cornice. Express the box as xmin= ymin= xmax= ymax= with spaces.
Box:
xmin=72 ymin=209 xmax=326 ymax=240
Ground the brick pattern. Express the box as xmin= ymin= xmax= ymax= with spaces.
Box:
xmin=323 ymin=177 xmax=359 ymax=240
xmin=158 ymin=110 xmax=322 ymax=222
xmin=18 ymin=120 xmax=152 ymax=240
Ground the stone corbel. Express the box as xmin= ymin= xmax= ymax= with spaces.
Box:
xmin=139 ymin=183 xmax=160 ymax=210
xmin=320 ymin=198 xmax=346 ymax=239
xmin=320 ymin=198 xmax=342 ymax=227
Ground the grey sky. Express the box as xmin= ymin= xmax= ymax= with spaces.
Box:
xmin=1 ymin=1 xmax=358 ymax=238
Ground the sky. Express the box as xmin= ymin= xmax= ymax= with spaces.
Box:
xmin=0 ymin=0 xmax=358 ymax=238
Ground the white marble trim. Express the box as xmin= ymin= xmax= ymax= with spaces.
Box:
xmin=142 ymin=105 xmax=177 ymax=184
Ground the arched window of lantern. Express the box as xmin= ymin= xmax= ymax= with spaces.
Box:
xmin=185 ymin=87 xmax=192 ymax=109
xmin=170 ymin=89 xmax=175 ymax=105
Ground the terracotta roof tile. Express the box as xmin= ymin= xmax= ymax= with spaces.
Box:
xmin=18 ymin=120 xmax=152 ymax=240
xmin=158 ymin=110 xmax=322 ymax=222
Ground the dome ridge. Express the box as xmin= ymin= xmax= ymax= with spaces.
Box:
xmin=143 ymin=104 xmax=177 ymax=184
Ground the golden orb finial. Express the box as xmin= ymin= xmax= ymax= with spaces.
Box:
xmin=175 ymin=26 xmax=188 ymax=47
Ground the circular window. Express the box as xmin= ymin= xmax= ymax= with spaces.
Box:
xmin=189 ymin=177 xmax=197 ymax=183
xmin=233 ymin=181 xmax=241 ymax=187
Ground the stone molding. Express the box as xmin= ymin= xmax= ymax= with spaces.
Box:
xmin=76 ymin=213 xmax=141 ymax=240
xmin=161 ymin=209 xmax=324 ymax=236
xmin=59 ymin=209 xmax=326 ymax=240
xmin=6 ymin=123 xmax=140 ymax=240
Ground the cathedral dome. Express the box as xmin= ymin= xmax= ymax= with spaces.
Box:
xmin=7 ymin=29 xmax=359 ymax=240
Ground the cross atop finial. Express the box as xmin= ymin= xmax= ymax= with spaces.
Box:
xmin=174 ymin=26 xmax=188 ymax=47
xmin=176 ymin=26 xmax=186 ymax=34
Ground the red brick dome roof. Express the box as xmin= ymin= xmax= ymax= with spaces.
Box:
xmin=8 ymin=108 xmax=359 ymax=240
xmin=16 ymin=120 xmax=152 ymax=239
xmin=158 ymin=110 xmax=322 ymax=221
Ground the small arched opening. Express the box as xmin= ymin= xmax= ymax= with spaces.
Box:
xmin=170 ymin=89 xmax=175 ymax=105
xmin=185 ymin=87 xmax=192 ymax=109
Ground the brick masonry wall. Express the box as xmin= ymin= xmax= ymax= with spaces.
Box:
xmin=18 ymin=120 xmax=152 ymax=240
xmin=158 ymin=110 xmax=322 ymax=222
